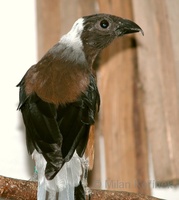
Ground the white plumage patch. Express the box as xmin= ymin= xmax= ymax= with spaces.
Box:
xmin=60 ymin=18 xmax=84 ymax=48
xmin=59 ymin=18 xmax=87 ymax=64
xmin=32 ymin=150 xmax=83 ymax=200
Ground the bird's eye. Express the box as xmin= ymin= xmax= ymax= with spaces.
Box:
xmin=100 ymin=20 xmax=109 ymax=29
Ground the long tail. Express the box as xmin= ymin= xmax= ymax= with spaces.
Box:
xmin=32 ymin=150 xmax=86 ymax=200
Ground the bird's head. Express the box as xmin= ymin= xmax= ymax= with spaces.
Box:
xmin=82 ymin=13 xmax=143 ymax=50
xmin=60 ymin=13 xmax=143 ymax=65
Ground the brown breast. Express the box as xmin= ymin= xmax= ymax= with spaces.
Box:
xmin=24 ymin=59 xmax=90 ymax=105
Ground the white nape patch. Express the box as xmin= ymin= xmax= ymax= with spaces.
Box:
xmin=59 ymin=18 xmax=87 ymax=64
xmin=60 ymin=18 xmax=84 ymax=49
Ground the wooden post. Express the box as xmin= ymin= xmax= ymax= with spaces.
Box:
xmin=36 ymin=0 xmax=61 ymax=59
xmin=133 ymin=0 xmax=179 ymax=184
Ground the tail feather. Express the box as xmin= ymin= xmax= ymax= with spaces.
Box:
xmin=33 ymin=150 xmax=85 ymax=200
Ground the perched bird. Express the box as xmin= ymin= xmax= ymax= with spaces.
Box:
xmin=17 ymin=13 xmax=143 ymax=200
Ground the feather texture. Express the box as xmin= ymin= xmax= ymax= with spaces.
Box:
xmin=17 ymin=74 xmax=99 ymax=199
xmin=33 ymin=150 xmax=82 ymax=200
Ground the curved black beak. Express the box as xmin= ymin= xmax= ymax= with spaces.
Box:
xmin=116 ymin=18 xmax=144 ymax=36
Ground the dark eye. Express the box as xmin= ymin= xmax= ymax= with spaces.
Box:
xmin=100 ymin=19 xmax=109 ymax=29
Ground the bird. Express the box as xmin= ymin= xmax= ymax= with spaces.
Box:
xmin=17 ymin=13 xmax=143 ymax=200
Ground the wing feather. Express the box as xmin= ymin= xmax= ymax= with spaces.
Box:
xmin=17 ymin=74 xmax=100 ymax=180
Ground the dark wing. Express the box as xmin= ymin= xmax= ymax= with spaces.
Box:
xmin=17 ymin=74 xmax=100 ymax=180
xmin=57 ymin=75 xmax=100 ymax=160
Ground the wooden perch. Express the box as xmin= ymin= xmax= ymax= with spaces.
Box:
xmin=0 ymin=175 xmax=162 ymax=200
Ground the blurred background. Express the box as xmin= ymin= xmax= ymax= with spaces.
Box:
xmin=0 ymin=0 xmax=179 ymax=199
